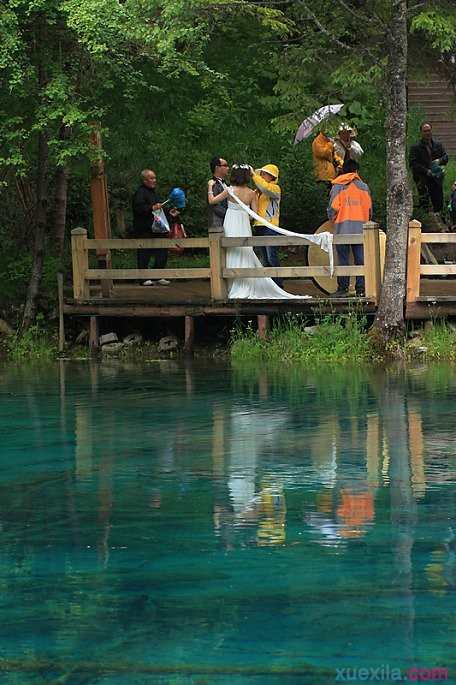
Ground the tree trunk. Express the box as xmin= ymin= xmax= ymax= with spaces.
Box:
xmin=55 ymin=164 xmax=69 ymax=267
xmin=372 ymin=0 xmax=411 ymax=343
xmin=21 ymin=30 xmax=49 ymax=335
xmin=115 ymin=208 xmax=126 ymax=233
xmin=21 ymin=129 xmax=48 ymax=333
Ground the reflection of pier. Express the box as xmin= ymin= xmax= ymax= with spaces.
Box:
xmin=60 ymin=361 xmax=451 ymax=567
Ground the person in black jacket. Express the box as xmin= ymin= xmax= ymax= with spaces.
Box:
xmin=208 ymin=156 xmax=229 ymax=229
xmin=409 ymin=122 xmax=448 ymax=213
xmin=131 ymin=169 xmax=177 ymax=286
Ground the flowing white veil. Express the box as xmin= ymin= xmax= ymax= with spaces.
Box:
xmin=226 ymin=187 xmax=334 ymax=275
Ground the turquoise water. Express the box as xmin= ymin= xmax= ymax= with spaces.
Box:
xmin=0 ymin=361 xmax=454 ymax=684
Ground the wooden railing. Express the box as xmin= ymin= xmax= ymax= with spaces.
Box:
xmin=406 ymin=220 xmax=456 ymax=304
xmin=71 ymin=229 xmax=211 ymax=300
xmin=71 ymin=222 xmax=384 ymax=303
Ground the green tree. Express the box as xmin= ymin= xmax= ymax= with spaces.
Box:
xmin=0 ymin=0 xmax=286 ymax=331
xmin=266 ymin=0 xmax=456 ymax=342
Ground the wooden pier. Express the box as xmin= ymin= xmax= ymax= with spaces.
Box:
xmin=63 ymin=220 xmax=456 ymax=351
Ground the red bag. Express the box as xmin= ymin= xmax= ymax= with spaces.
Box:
xmin=168 ymin=221 xmax=187 ymax=254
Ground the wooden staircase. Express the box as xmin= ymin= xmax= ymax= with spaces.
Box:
xmin=408 ymin=76 xmax=456 ymax=154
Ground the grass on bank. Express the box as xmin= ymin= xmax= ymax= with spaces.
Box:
xmin=3 ymin=312 xmax=456 ymax=363
xmin=231 ymin=313 xmax=373 ymax=363
xmin=420 ymin=321 xmax=456 ymax=361
xmin=4 ymin=315 xmax=57 ymax=362
xmin=230 ymin=314 xmax=456 ymax=364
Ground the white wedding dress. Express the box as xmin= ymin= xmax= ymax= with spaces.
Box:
xmin=224 ymin=199 xmax=305 ymax=300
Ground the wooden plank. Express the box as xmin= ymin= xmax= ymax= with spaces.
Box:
xmin=363 ymin=222 xmax=381 ymax=303
xmin=86 ymin=268 xmax=211 ymax=280
xmin=64 ymin=301 xmax=376 ymax=318
xmin=420 ymin=265 xmax=456 ymax=274
xmin=257 ymin=315 xmax=269 ymax=340
xmin=57 ymin=272 xmax=65 ymax=353
xmin=184 ymin=316 xmax=195 ymax=354
xmin=90 ymin=126 xmax=113 ymax=297
xmin=208 ymin=233 xmax=227 ymax=300
xmin=406 ymin=302 xmax=456 ymax=319
xmin=65 ymin=304 xmax=223 ymax=316
xmin=417 ymin=296 xmax=456 ymax=302
xmin=333 ymin=235 xmax=364 ymax=244
xmin=85 ymin=238 xmax=209 ymax=249
xmin=223 ymin=266 xmax=364 ymax=278
xmin=406 ymin=220 xmax=422 ymax=303
xmin=90 ymin=127 xmax=111 ymax=246
xmin=71 ymin=228 xmax=90 ymax=300
xmin=421 ymin=233 xmax=456 ymax=243
xmin=89 ymin=316 xmax=99 ymax=353
xmin=221 ymin=234 xmax=363 ymax=247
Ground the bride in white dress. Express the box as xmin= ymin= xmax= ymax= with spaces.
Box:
xmin=208 ymin=164 xmax=306 ymax=300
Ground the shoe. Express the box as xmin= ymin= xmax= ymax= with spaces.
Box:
xmin=157 ymin=279 xmax=171 ymax=286
xmin=332 ymin=289 xmax=349 ymax=298
xmin=142 ymin=280 xmax=156 ymax=286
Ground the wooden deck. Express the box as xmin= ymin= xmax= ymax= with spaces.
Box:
xmin=63 ymin=279 xmax=375 ymax=317
xmin=63 ymin=277 xmax=456 ymax=319
xmin=61 ymin=223 xmax=456 ymax=352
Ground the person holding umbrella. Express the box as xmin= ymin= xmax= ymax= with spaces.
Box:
xmin=333 ymin=124 xmax=364 ymax=173
xmin=312 ymin=128 xmax=343 ymax=189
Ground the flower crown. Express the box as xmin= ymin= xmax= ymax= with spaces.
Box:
xmin=232 ymin=163 xmax=250 ymax=170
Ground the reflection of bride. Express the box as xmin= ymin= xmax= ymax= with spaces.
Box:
xmin=208 ymin=164 xmax=313 ymax=299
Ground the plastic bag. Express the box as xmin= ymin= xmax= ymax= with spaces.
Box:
xmin=169 ymin=222 xmax=187 ymax=254
xmin=151 ymin=208 xmax=170 ymax=234
xmin=431 ymin=162 xmax=444 ymax=179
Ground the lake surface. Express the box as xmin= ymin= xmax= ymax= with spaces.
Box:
xmin=0 ymin=360 xmax=454 ymax=684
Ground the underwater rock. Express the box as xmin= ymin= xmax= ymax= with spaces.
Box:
xmin=99 ymin=332 xmax=119 ymax=346
xmin=158 ymin=336 xmax=179 ymax=353
xmin=0 ymin=319 xmax=14 ymax=337
xmin=101 ymin=342 xmax=125 ymax=355
xmin=124 ymin=333 xmax=143 ymax=346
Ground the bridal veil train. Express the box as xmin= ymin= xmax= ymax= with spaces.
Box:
xmin=224 ymin=189 xmax=333 ymax=300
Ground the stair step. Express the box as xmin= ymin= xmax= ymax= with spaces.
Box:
xmin=408 ymin=75 xmax=456 ymax=151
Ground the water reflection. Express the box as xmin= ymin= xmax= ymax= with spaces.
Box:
xmin=0 ymin=360 xmax=455 ymax=681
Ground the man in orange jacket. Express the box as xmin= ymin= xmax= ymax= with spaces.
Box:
xmin=327 ymin=159 xmax=372 ymax=297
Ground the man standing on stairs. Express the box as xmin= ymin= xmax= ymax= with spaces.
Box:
xmin=409 ymin=122 xmax=448 ymax=214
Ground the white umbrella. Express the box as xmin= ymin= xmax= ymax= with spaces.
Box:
xmin=293 ymin=103 xmax=344 ymax=144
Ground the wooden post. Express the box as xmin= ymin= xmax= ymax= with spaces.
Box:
xmin=183 ymin=315 xmax=195 ymax=355
xmin=363 ymin=221 xmax=381 ymax=303
xmin=257 ymin=315 xmax=269 ymax=340
xmin=71 ymin=228 xmax=89 ymax=300
xmin=90 ymin=125 xmax=112 ymax=297
xmin=57 ymin=272 xmax=65 ymax=353
xmin=406 ymin=219 xmax=422 ymax=304
xmin=208 ymin=226 xmax=227 ymax=301
xmin=89 ymin=316 xmax=99 ymax=353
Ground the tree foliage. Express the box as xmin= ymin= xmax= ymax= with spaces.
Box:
xmin=1 ymin=0 xmax=456 ymax=334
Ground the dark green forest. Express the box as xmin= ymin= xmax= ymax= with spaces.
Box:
xmin=1 ymin=0 xmax=456 ymax=333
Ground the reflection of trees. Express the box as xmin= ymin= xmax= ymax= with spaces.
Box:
xmin=378 ymin=371 xmax=417 ymax=659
